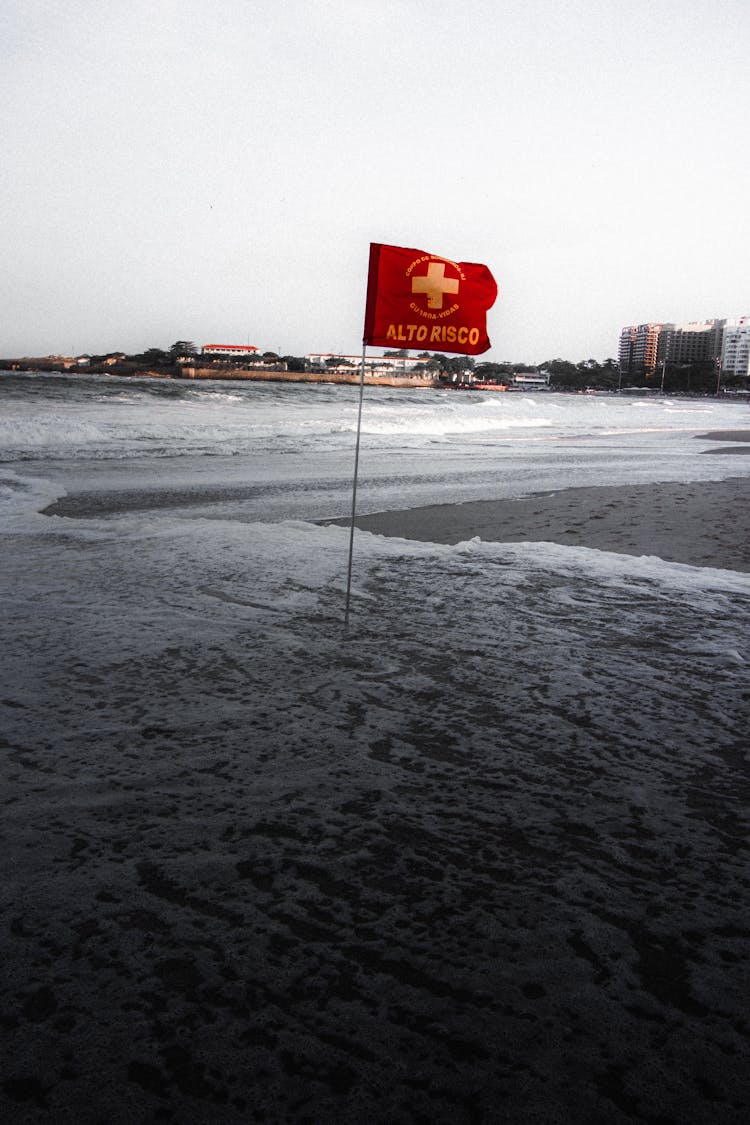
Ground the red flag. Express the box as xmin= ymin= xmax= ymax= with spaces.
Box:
xmin=363 ymin=242 xmax=497 ymax=356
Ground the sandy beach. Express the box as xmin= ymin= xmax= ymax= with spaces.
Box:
xmin=331 ymin=428 xmax=750 ymax=571
xmin=334 ymin=476 xmax=750 ymax=572
xmin=3 ymin=395 xmax=750 ymax=1124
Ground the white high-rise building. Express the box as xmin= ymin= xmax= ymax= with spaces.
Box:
xmin=721 ymin=317 xmax=750 ymax=377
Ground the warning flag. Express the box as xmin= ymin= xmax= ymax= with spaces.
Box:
xmin=363 ymin=242 xmax=497 ymax=356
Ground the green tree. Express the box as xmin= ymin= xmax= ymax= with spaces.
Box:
xmin=543 ymin=359 xmax=582 ymax=389
xmin=136 ymin=347 xmax=170 ymax=366
xmin=543 ymin=359 xmax=578 ymax=379
xmin=474 ymin=362 xmax=512 ymax=380
xmin=429 ymin=356 xmax=475 ymax=378
xmin=596 ymin=359 xmax=620 ymax=390
xmin=169 ymin=340 xmax=197 ymax=357
xmin=671 ymin=359 xmax=717 ymax=394
xmin=282 ymin=355 xmax=306 ymax=372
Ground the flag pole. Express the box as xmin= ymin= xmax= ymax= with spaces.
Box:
xmin=344 ymin=342 xmax=367 ymax=628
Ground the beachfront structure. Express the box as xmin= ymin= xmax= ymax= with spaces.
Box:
xmin=618 ymin=324 xmax=662 ymax=377
xmin=619 ymin=318 xmax=749 ymax=379
xmin=202 ymin=344 xmax=260 ymax=358
xmin=721 ymin=318 xmax=750 ymax=378
xmin=305 ymin=352 xmax=431 ymax=376
xmin=509 ymin=372 xmax=551 ymax=388
xmin=657 ymin=320 xmax=725 ymax=366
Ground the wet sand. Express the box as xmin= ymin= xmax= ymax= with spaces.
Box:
xmin=3 ymin=505 xmax=749 ymax=1123
xmin=3 ymin=450 xmax=750 ymax=1123
xmin=335 ymin=477 xmax=750 ymax=572
xmin=699 ymin=429 xmax=750 ymax=443
xmin=698 ymin=428 xmax=750 ymax=455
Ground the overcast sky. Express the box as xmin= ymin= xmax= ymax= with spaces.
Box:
xmin=2 ymin=0 xmax=748 ymax=363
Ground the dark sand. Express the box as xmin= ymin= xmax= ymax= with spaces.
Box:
xmin=332 ymin=477 xmax=750 ymax=572
xmin=699 ymin=429 xmax=750 ymax=455
xmin=3 ymin=466 xmax=750 ymax=1124
xmin=333 ymin=433 xmax=750 ymax=570
xmin=700 ymin=429 xmax=750 ymax=443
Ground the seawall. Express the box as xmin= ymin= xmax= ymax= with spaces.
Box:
xmin=179 ymin=366 xmax=438 ymax=388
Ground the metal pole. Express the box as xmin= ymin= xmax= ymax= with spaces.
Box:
xmin=344 ymin=343 xmax=367 ymax=628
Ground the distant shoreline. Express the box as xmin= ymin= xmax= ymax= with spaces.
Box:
xmin=0 ymin=361 xmax=437 ymax=389
xmin=179 ymin=366 xmax=438 ymax=389
xmin=3 ymin=362 xmax=750 ymax=399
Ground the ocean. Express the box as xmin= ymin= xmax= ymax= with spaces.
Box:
xmin=2 ymin=371 xmax=750 ymax=1123
xmin=3 ymin=370 xmax=750 ymax=523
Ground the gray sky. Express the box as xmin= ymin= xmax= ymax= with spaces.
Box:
xmin=2 ymin=0 xmax=748 ymax=363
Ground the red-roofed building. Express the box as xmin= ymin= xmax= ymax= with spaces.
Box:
xmin=202 ymin=344 xmax=259 ymax=357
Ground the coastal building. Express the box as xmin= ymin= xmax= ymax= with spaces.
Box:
xmin=657 ymin=320 xmax=725 ymax=366
xmin=618 ymin=324 xmax=662 ymax=377
xmin=305 ymin=352 xmax=431 ymax=376
xmin=509 ymin=372 xmax=551 ymax=389
xmin=202 ymin=344 xmax=260 ymax=359
xmin=721 ymin=318 xmax=750 ymax=377
xmin=619 ymin=318 xmax=749 ymax=379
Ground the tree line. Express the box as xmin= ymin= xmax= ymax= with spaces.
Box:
xmin=473 ymin=357 xmax=746 ymax=393
xmin=8 ymin=342 xmax=743 ymax=395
